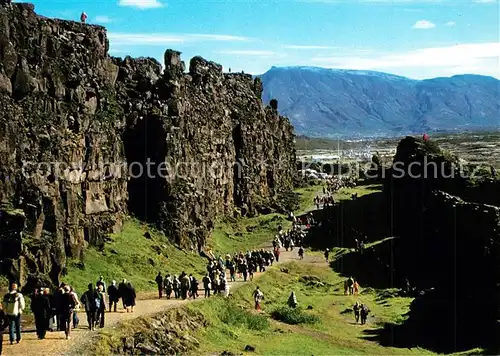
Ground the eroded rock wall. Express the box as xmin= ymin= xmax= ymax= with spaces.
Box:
xmin=0 ymin=4 xmax=296 ymax=287
xmin=115 ymin=51 xmax=295 ymax=250
xmin=0 ymin=3 xmax=127 ymax=287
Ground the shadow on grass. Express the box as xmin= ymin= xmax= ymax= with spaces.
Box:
xmin=305 ymin=192 xmax=391 ymax=251
xmin=361 ymin=287 xmax=500 ymax=355
xmin=329 ymin=238 xmax=400 ymax=290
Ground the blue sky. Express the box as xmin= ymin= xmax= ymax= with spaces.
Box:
xmin=24 ymin=0 xmax=499 ymax=79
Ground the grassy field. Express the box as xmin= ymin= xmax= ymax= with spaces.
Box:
xmin=187 ymin=258 xmax=432 ymax=355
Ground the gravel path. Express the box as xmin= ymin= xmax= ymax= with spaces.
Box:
xmin=2 ymin=244 xmax=310 ymax=355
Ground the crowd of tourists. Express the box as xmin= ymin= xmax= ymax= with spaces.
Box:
xmin=154 ymin=247 xmax=281 ymax=302
xmin=0 ymin=277 xmax=137 ymax=352
xmin=326 ymin=176 xmax=358 ymax=192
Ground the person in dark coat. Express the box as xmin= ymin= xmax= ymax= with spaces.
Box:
xmin=117 ymin=279 xmax=127 ymax=309
xmin=60 ymin=285 xmax=77 ymax=339
xmin=53 ymin=284 xmax=65 ymax=331
xmin=360 ymin=304 xmax=370 ymax=325
xmin=107 ymin=280 xmax=119 ymax=312
xmin=96 ymin=276 xmax=106 ymax=293
xmin=155 ymin=272 xmax=163 ymax=299
xmin=31 ymin=288 xmax=51 ymax=339
xmin=0 ymin=303 xmax=9 ymax=355
xmin=124 ymin=283 xmax=136 ymax=313
xmin=189 ymin=275 xmax=199 ymax=299
xmin=80 ymin=283 xmax=99 ymax=330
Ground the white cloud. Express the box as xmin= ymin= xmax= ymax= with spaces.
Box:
xmin=94 ymin=15 xmax=112 ymax=24
xmin=118 ymin=0 xmax=164 ymax=9
xmin=310 ymin=42 xmax=500 ymax=78
xmin=284 ymin=45 xmax=339 ymax=50
xmin=413 ymin=20 xmax=436 ymax=29
xmin=445 ymin=21 xmax=456 ymax=27
xmin=108 ymin=33 xmax=249 ymax=45
xmin=218 ymin=50 xmax=277 ymax=57
xmin=188 ymin=34 xmax=249 ymax=42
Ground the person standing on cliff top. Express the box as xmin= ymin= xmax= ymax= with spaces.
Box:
xmin=80 ymin=11 xmax=87 ymax=23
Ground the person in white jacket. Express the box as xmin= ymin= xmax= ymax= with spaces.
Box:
xmin=2 ymin=283 xmax=25 ymax=345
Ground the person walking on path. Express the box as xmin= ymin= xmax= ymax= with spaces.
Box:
xmin=347 ymin=277 xmax=355 ymax=295
xmin=298 ymin=246 xmax=304 ymax=260
xmin=96 ymin=284 xmax=106 ymax=328
xmin=324 ymin=248 xmax=330 ymax=263
xmin=155 ymin=272 xmax=163 ymax=299
xmin=0 ymin=304 xmax=9 ymax=355
xmin=180 ymin=272 xmax=190 ymax=300
xmin=107 ymin=281 xmax=119 ymax=312
xmin=353 ymin=301 xmax=361 ymax=323
xmin=353 ymin=280 xmax=360 ymax=296
xmin=202 ymin=274 xmax=211 ymax=298
xmin=69 ymin=287 xmax=80 ymax=329
xmin=118 ymin=279 xmax=127 ymax=309
xmin=253 ymin=286 xmax=264 ymax=311
xmin=60 ymin=285 xmax=77 ymax=339
xmin=53 ymin=284 xmax=64 ymax=331
xmin=189 ymin=275 xmax=199 ymax=299
xmin=96 ymin=276 xmax=107 ymax=293
xmin=2 ymin=283 xmax=25 ymax=345
xmin=164 ymin=275 xmax=173 ymax=299
xmin=80 ymin=283 xmax=99 ymax=331
xmin=31 ymin=288 xmax=51 ymax=339
xmin=360 ymin=304 xmax=370 ymax=325
xmin=124 ymin=283 xmax=136 ymax=313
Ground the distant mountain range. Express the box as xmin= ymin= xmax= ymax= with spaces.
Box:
xmin=260 ymin=66 xmax=500 ymax=138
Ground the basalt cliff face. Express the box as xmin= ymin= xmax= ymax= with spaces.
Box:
xmin=0 ymin=3 xmax=295 ymax=288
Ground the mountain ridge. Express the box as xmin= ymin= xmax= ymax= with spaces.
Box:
xmin=260 ymin=66 xmax=500 ymax=138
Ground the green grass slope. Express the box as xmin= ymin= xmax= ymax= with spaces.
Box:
xmin=187 ymin=259 xmax=432 ymax=355
xmin=64 ymin=219 xmax=207 ymax=294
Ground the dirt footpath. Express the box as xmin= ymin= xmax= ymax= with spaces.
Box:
xmin=2 ymin=245 xmax=315 ymax=356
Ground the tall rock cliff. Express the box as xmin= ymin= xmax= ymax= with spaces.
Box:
xmin=0 ymin=3 xmax=295 ymax=287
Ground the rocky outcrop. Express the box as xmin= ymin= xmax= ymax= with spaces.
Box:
xmin=0 ymin=4 xmax=295 ymax=287
xmin=117 ymin=51 xmax=295 ymax=249
xmin=94 ymin=308 xmax=207 ymax=355
xmin=311 ymin=136 xmax=500 ymax=352
xmin=0 ymin=3 xmax=127 ymax=288
xmin=382 ymin=137 xmax=500 ymax=352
